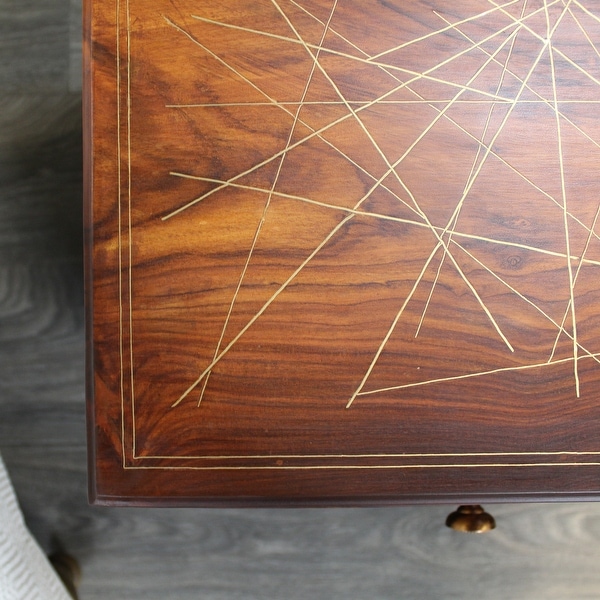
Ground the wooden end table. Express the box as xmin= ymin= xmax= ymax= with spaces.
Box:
xmin=85 ymin=0 xmax=600 ymax=506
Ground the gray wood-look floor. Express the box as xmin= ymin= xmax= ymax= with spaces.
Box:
xmin=1 ymin=2 xmax=600 ymax=598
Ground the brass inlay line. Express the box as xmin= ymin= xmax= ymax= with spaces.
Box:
xmin=167 ymin=100 xmax=600 ymax=106
xmin=546 ymin=0 xmax=580 ymax=396
xmin=357 ymin=353 xmax=597 ymax=397
xmin=126 ymin=0 xmax=136 ymax=457
xmin=573 ymin=0 xmax=600 ymax=25
xmin=117 ymin=1 xmax=600 ymax=467
xmin=123 ymin=462 xmax=600 ymax=471
xmin=140 ymin=450 xmax=600 ymax=460
xmin=168 ymin=173 xmax=600 ymax=266
xmin=116 ymin=0 xmax=125 ymax=468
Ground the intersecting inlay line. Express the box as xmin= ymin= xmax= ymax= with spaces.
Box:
xmin=195 ymin=0 xmax=341 ymax=406
xmin=153 ymin=0 xmax=600 ymax=412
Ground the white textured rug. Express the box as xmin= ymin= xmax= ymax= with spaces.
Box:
xmin=0 ymin=455 xmax=71 ymax=600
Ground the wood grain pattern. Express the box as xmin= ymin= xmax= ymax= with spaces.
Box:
xmin=0 ymin=0 xmax=71 ymax=92
xmin=69 ymin=0 xmax=83 ymax=92
xmin=7 ymin=2 xmax=600 ymax=598
xmin=10 ymin=447 xmax=600 ymax=600
xmin=87 ymin=0 xmax=600 ymax=504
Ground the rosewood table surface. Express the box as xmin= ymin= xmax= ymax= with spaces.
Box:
xmin=86 ymin=0 xmax=600 ymax=505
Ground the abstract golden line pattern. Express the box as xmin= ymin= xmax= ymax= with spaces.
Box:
xmin=119 ymin=0 xmax=600 ymax=467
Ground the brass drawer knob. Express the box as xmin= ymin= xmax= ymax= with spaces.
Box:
xmin=445 ymin=505 xmax=496 ymax=533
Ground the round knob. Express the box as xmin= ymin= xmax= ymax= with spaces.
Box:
xmin=445 ymin=505 xmax=496 ymax=533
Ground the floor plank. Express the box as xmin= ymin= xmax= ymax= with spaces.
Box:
xmin=69 ymin=0 xmax=82 ymax=91
xmin=6 ymin=442 xmax=600 ymax=600
xmin=0 ymin=0 xmax=70 ymax=92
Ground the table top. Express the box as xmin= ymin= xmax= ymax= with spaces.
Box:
xmin=86 ymin=0 xmax=600 ymax=505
